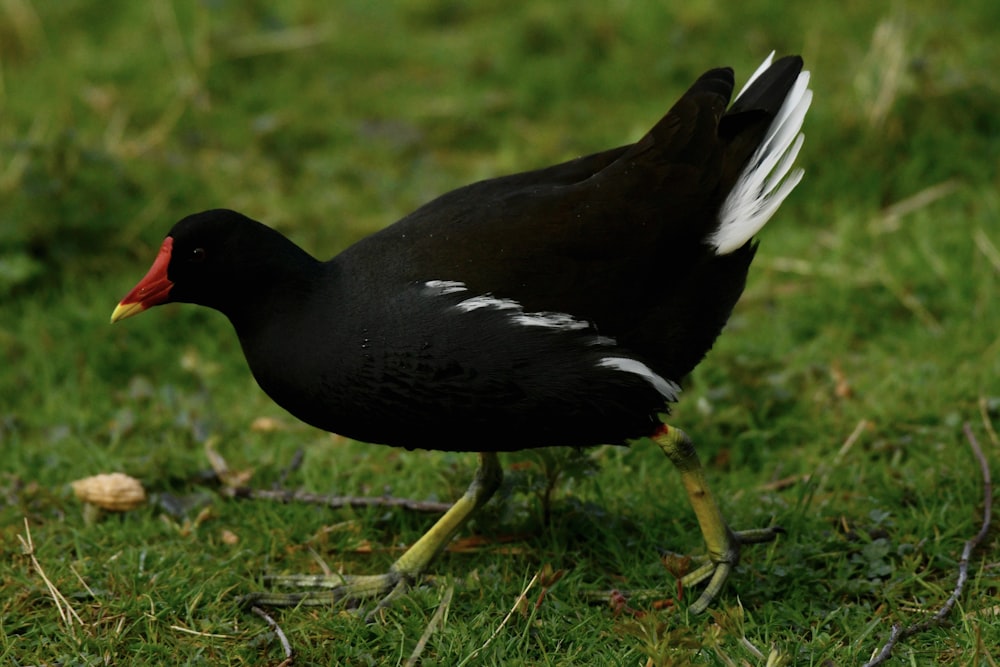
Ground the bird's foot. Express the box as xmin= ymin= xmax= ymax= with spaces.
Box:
xmin=243 ymin=452 xmax=503 ymax=620
xmin=680 ymin=524 xmax=784 ymax=614
xmin=242 ymin=568 xmax=417 ymax=621
xmin=653 ymin=424 xmax=786 ymax=613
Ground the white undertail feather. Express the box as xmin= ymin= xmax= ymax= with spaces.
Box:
xmin=710 ymin=52 xmax=814 ymax=255
xmin=734 ymin=51 xmax=777 ymax=100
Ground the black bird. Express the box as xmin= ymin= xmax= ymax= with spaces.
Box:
xmin=112 ymin=53 xmax=812 ymax=614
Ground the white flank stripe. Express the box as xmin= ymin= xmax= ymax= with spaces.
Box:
xmin=431 ymin=289 xmax=590 ymax=331
xmin=423 ymin=280 xmax=468 ymax=295
xmin=511 ymin=312 xmax=590 ymax=330
xmin=711 ymin=55 xmax=813 ymax=255
xmin=427 ymin=283 xmax=596 ymax=333
xmin=456 ymin=294 xmax=520 ymax=312
xmin=458 ymin=295 xmax=591 ymax=330
xmin=598 ymin=357 xmax=680 ymax=401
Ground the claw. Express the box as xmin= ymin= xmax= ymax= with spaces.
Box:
xmin=679 ymin=526 xmax=783 ymax=614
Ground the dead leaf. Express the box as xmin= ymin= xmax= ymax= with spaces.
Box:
xmin=251 ymin=416 xmax=286 ymax=432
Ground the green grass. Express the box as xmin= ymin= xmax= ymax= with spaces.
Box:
xmin=3 ymin=1 xmax=999 ymax=664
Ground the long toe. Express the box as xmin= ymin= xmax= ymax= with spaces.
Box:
xmin=244 ymin=571 xmax=410 ymax=616
xmin=681 ymin=525 xmax=784 ymax=614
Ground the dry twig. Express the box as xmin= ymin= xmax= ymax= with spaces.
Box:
xmin=251 ymin=605 xmax=294 ymax=665
xmin=273 ymin=448 xmax=306 ymax=489
xmin=204 ymin=441 xmax=450 ymax=513
xmin=862 ymin=422 xmax=993 ymax=666
xmin=225 ymin=485 xmax=452 ymax=514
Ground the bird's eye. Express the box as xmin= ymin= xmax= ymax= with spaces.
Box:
xmin=191 ymin=248 xmax=206 ymax=263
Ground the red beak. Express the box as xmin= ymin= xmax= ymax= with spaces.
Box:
xmin=111 ymin=237 xmax=175 ymax=323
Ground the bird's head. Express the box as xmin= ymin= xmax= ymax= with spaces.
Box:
xmin=111 ymin=209 xmax=308 ymax=323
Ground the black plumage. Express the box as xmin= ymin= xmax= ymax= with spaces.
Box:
xmin=113 ymin=53 xmax=812 ymax=614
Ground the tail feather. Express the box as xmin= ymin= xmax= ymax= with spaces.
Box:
xmin=710 ymin=53 xmax=813 ymax=255
xmin=733 ymin=52 xmax=779 ymax=101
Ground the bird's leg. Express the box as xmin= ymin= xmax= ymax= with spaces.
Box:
xmin=653 ymin=423 xmax=782 ymax=613
xmin=246 ymin=451 xmax=503 ymax=617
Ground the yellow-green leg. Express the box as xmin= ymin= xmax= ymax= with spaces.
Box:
xmin=246 ymin=451 xmax=503 ymax=617
xmin=653 ymin=424 xmax=782 ymax=614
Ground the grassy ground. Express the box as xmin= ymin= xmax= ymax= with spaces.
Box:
xmin=2 ymin=1 xmax=999 ymax=665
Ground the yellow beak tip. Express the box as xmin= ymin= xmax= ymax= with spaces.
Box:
xmin=110 ymin=302 xmax=145 ymax=323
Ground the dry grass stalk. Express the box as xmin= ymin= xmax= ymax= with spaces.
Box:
xmin=17 ymin=518 xmax=86 ymax=639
